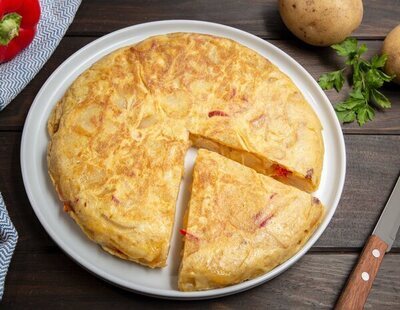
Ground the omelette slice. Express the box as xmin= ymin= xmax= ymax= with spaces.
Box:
xmin=178 ymin=149 xmax=325 ymax=291
xmin=48 ymin=95 xmax=190 ymax=267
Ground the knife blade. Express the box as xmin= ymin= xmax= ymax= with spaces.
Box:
xmin=372 ymin=176 xmax=400 ymax=251
xmin=336 ymin=175 xmax=400 ymax=310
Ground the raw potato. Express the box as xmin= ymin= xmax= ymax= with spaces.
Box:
xmin=382 ymin=24 xmax=400 ymax=84
xmin=279 ymin=0 xmax=363 ymax=46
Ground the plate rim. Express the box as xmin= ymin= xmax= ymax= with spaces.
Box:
xmin=21 ymin=20 xmax=346 ymax=300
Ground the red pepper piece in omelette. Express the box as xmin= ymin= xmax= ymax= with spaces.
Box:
xmin=208 ymin=110 xmax=229 ymax=118
xmin=273 ymin=164 xmax=292 ymax=178
xmin=179 ymin=229 xmax=199 ymax=241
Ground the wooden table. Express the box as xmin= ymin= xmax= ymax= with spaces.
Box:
xmin=1 ymin=1 xmax=399 ymax=308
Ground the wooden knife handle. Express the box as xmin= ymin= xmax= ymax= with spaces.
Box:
xmin=336 ymin=235 xmax=388 ymax=310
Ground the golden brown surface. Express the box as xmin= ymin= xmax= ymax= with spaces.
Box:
xmin=47 ymin=68 xmax=190 ymax=267
xmin=136 ymin=33 xmax=324 ymax=191
xmin=178 ymin=150 xmax=325 ymax=291
xmin=47 ymin=32 xmax=324 ymax=268
xmin=48 ymin=114 xmax=189 ymax=267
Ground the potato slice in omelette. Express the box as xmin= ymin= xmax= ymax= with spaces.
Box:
xmin=178 ymin=149 xmax=325 ymax=291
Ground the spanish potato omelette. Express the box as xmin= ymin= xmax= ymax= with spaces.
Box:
xmin=179 ymin=150 xmax=325 ymax=291
xmin=47 ymin=32 xmax=324 ymax=269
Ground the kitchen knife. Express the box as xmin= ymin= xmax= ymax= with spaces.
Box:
xmin=336 ymin=176 xmax=400 ymax=310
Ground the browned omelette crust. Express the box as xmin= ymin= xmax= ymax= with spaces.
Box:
xmin=48 ymin=33 xmax=324 ymax=268
xmin=178 ymin=150 xmax=325 ymax=291
xmin=134 ymin=33 xmax=324 ymax=191
xmin=47 ymin=52 xmax=190 ymax=267
xmin=48 ymin=116 xmax=189 ymax=267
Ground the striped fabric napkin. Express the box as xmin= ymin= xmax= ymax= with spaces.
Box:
xmin=0 ymin=0 xmax=82 ymax=110
xmin=0 ymin=194 xmax=17 ymax=300
xmin=0 ymin=0 xmax=81 ymax=300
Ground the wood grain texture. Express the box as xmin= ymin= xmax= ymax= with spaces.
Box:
xmin=0 ymin=38 xmax=399 ymax=133
xmin=66 ymin=0 xmax=400 ymax=39
xmin=1 ymin=1 xmax=400 ymax=306
xmin=0 ymin=132 xmax=399 ymax=253
xmin=314 ymin=135 xmax=400 ymax=250
xmin=2 ymin=252 xmax=399 ymax=308
xmin=336 ymin=236 xmax=388 ymax=309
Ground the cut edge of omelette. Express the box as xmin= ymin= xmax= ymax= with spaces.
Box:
xmin=178 ymin=149 xmax=325 ymax=291
xmin=190 ymin=132 xmax=323 ymax=193
xmin=129 ymin=32 xmax=324 ymax=194
xmin=47 ymin=32 xmax=325 ymax=270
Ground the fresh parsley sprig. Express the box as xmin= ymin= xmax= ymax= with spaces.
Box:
xmin=318 ymin=38 xmax=395 ymax=126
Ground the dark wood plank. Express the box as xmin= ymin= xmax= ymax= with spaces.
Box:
xmin=314 ymin=135 xmax=400 ymax=250
xmin=1 ymin=132 xmax=399 ymax=252
xmin=2 ymin=250 xmax=399 ymax=308
xmin=0 ymin=38 xmax=399 ymax=133
xmin=67 ymin=0 xmax=399 ymax=39
xmin=0 ymin=1 xmax=398 ymax=307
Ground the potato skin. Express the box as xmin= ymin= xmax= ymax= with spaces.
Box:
xmin=279 ymin=0 xmax=363 ymax=46
xmin=382 ymin=24 xmax=400 ymax=84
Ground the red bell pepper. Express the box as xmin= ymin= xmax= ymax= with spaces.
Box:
xmin=272 ymin=164 xmax=292 ymax=178
xmin=0 ymin=0 xmax=41 ymax=63
xmin=208 ymin=110 xmax=229 ymax=117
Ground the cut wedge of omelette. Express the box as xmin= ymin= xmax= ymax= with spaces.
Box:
xmin=47 ymin=32 xmax=324 ymax=269
xmin=178 ymin=149 xmax=325 ymax=291
xmin=48 ymin=115 xmax=190 ymax=267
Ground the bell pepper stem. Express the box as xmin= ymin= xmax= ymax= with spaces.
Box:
xmin=0 ymin=13 xmax=22 ymax=46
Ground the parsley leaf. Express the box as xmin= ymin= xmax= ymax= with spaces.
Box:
xmin=366 ymin=69 xmax=384 ymax=89
xmin=335 ymin=96 xmax=364 ymax=112
xmin=336 ymin=110 xmax=356 ymax=123
xmin=349 ymin=88 xmax=364 ymax=100
xmin=331 ymin=38 xmax=358 ymax=57
xmin=371 ymin=89 xmax=391 ymax=109
xmin=356 ymin=105 xmax=375 ymax=126
xmin=377 ymin=69 xmax=393 ymax=82
xmin=318 ymin=38 xmax=395 ymax=126
xmin=318 ymin=69 xmax=345 ymax=92
xmin=371 ymin=54 xmax=387 ymax=68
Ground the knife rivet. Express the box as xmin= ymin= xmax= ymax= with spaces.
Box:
xmin=372 ymin=249 xmax=380 ymax=258
xmin=361 ymin=272 xmax=370 ymax=281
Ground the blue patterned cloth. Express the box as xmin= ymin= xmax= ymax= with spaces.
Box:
xmin=0 ymin=0 xmax=82 ymax=110
xmin=0 ymin=0 xmax=81 ymax=300
xmin=0 ymin=193 xmax=17 ymax=300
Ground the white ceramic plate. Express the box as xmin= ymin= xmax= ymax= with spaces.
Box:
xmin=21 ymin=20 xmax=346 ymax=299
